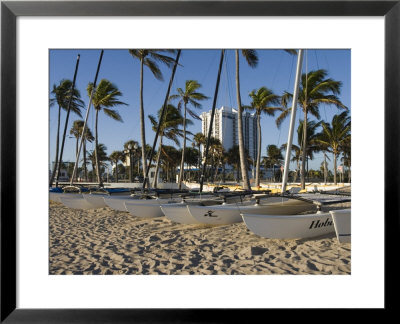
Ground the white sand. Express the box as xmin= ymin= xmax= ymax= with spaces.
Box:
xmin=49 ymin=201 xmax=351 ymax=275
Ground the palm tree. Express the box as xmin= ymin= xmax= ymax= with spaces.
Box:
xmin=123 ymin=140 xmax=140 ymax=181
xmin=148 ymin=104 xmax=186 ymax=188
xmin=314 ymin=111 xmax=351 ymax=184
xmin=170 ymin=80 xmax=209 ymax=189
xmin=280 ymin=143 xmax=302 ymax=183
xmin=128 ymin=49 xmax=177 ymax=183
xmin=192 ymin=132 xmax=206 ymax=181
xmin=183 ymin=147 xmax=199 ymax=182
xmin=109 ymin=151 xmax=124 ymax=183
xmin=235 ymin=49 xmax=258 ymax=190
xmin=226 ymin=145 xmax=252 ymax=182
xmin=160 ymin=145 xmax=181 ymax=182
xmin=297 ymin=118 xmax=322 ymax=180
xmin=87 ymin=144 xmax=109 ymax=182
xmin=49 ymin=79 xmax=84 ymax=186
xmin=87 ymin=79 xmax=127 ymax=185
xmin=209 ymin=138 xmax=224 ymax=182
xmin=69 ymin=120 xmax=94 ymax=181
xmin=265 ymin=144 xmax=284 ymax=182
xmin=277 ymin=69 xmax=347 ymax=189
xmin=247 ymin=86 xmax=282 ymax=187
xmin=340 ymin=134 xmax=351 ymax=182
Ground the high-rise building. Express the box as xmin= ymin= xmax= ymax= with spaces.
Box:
xmin=200 ymin=106 xmax=258 ymax=161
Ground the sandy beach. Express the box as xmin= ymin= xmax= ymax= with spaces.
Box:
xmin=49 ymin=201 xmax=351 ymax=275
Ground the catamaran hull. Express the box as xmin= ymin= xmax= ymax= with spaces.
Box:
xmin=124 ymin=198 xmax=182 ymax=218
xmin=161 ymin=203 xmax=201 ymax=224
xmin=330 ymin=209 xmax=351 ymax=243
xmin=82 ymin=194 xmax=110 ymax=209
xmin=59 ymin=195 xmax=101 ymax=210
xmin=241 ymin=211 xmax=335 ymax=239
xmin=184 ymin=198 xmax=314 ymax=225
xmin=103 ymin=196 xmax=136 ymax=212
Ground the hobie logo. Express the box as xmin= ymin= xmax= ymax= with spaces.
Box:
xmin=309 ymin=218 xmax=333 ymax=229
xmin=204 ymin=210 xmax=217 ymax=218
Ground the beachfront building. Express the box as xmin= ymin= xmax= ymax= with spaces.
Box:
xmin=200 ymin=106 xmax=258 ymax=161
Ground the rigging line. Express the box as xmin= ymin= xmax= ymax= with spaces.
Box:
xmin=287 ymin=54 xmax=295 ymax=91
xmin=223 ymin=51 xmax=230 ymax=108
xmin=199 ymin=50 xmax=219 ymax=86
xmin=225 ymin=51 xmax=234 ymax=108
xmin=314 ymin=49 xmax=328 ymax=121
xmin=271 ymin=52 xmax=284 ymax=89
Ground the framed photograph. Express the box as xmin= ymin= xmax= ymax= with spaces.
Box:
xmin=1 ymin=0 xmax=397 ymax=322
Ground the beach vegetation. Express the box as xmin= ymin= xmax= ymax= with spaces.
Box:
xmin=128 ymin=49 xmax=177 ymax=184
xmin=69 ymin=120 xmax=94 ymax=182
xmin=192 ymin=132 xmax=206 ymax=182
xmin=87 ymin=143 xmax=109 ymax=182
xmin=314 ymin=111 xmax=351 ymax=184
xmin=159 ymin=145 xmax=181 ymax=183
xmin=87 ymin=79 xmax=127 ymax=186
xmin=109 ymin=151 xmax=125 ymax=183
xmin=247 ymin=86 xmax=282 ymax=188
xmin=148 ymin=104 xmax=187 ymax=188
xmin=277 ymin=69 xmax=347 ymax=189
xmin=49 ymin=79 xmax=84 ymax=186
xmin=262 ymin=144 xmax=284 ymax=182
xmin=170 ymin=80 xmax=209 ymax=189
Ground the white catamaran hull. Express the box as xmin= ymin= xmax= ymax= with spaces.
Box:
xmin=161 ymin=198 xmax=226 ymax=224
xmin=241 ymin=211 xmax=335 ymax=239
xmin=161 ymin=203 xmax=202 ymax=224
xmin=183 ymin=197 xmax=315 ymax=225
xmin=330 ymin=209 xmax=351 ymax=243
xmin=82 ymin=194 xmax=109 ymax=209
xmin=103 ymin=196 xmax=136 ymax=212
xmin=124 ymin=198 xmax=182 ymax=218
xmin=59 ymin=194 xmax=101 ymax=210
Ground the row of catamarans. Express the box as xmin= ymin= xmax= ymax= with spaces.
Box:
xmin=49 ymin=186 xmax=351 ymax=243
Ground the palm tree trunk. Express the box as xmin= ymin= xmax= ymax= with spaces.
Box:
xmin=94 ymin=109 xmax=102 ymax=185
xmin=178 ymin=104 xmax=187 ymax=189
xmin=49 ymin=106 xmax=62 ymax=187
xmin=255 ymin=113 xmax=262 ymax=188
xmin=75 ymin=137 xmax=79 ymax=182
xmin=198 ymin=144 xmax=201 ymax=182
xmin=333 ymin=152 xmax=337 ymax=185
xmin=152 ymin=136 xmax=163 ymax=188
xmin=301 ymin=109 xmax=308 ymax=189
xmin=83 ymin=140 xmax=88 ymax=181
xmin=139 ymin=58 xmax=148 ymax=188
xmin=235 ymin=50 xmax=251 ymax=190
xmin=115 ymin=161 xmax=119 ymax=183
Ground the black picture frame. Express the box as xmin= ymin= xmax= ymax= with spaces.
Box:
xmin=1 ymin=0 xmax=398 ymax=322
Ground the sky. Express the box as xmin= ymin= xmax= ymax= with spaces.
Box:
xmin=49 ymin=49 xmax=351 ymax=173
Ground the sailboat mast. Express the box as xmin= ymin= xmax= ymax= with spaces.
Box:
xmin=143 ymin=50 xmax=181 ymax=190
xmin=70 ymin=50 xmax=104 ymax=186
xmin=199 ymin=49 xmax=225 ymax=193
xmin=281 ymin=49 xmax=304 ymax=193
xmin=50 ymin=54 xmax=81 ymax=188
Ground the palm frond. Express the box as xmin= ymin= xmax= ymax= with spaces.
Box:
xmin=103 ymin=108 xmax=123 ymax=122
